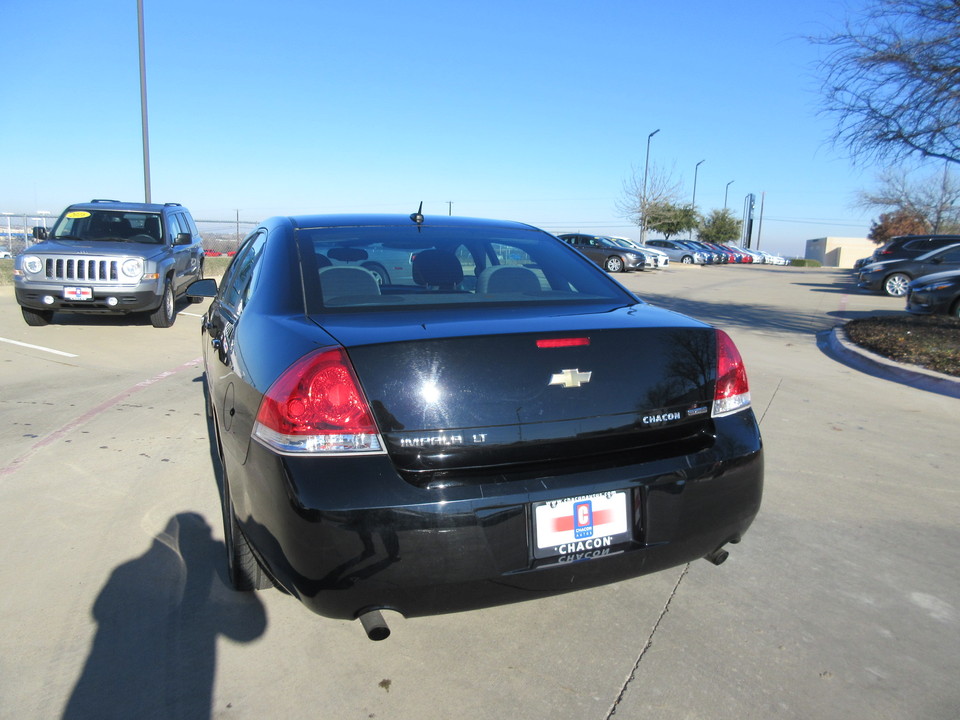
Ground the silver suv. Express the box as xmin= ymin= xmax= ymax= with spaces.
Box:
xmin=14 ymin=199 xmax=204 ymax=327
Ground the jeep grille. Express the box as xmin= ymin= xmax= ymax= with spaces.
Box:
xmin=44 ymin=256 xmax=120 ymax=283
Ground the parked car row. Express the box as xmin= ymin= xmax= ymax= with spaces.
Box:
xmin=645 ymin=238 xmax=787 ymax=266
xmin=556 ymin=233 xmax=786 ymax=274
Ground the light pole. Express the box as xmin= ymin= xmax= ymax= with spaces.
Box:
xmin=724 ymin=180 xmax=735 ymax=209
xmin=692 ymin=160 xmax=705 ymax=208
xmin=137 ymin=0 xmax=152 ymax=203
xmin=37 ymin=210 xmax=50 ymax=229
xmin=641 ymin=128 xmax=660 ymax=242
xmin=690 ymin=160 xmax=705 ymax=239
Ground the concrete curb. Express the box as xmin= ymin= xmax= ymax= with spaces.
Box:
xmin=826 ymin=326 xmax=960 ymax=399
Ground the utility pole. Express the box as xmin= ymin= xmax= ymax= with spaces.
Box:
xmin=137 ymin=0 xmax=152 ymax=203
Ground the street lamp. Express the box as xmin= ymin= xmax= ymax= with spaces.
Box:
xmin=692 ymin=160 xmax=705 ymax=208
xmin=690 ymin=160 xmax=705 ymax=239
xmin=137 ymin=0 xmax=152 ymax=203
xmin=641 ymin=128 xmax=660 ymax=242
xmin=724 ymin=180 xmax=735 ymax=209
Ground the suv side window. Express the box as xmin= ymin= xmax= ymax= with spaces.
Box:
xmin=166 ymin=213 xmax=184 ymax=244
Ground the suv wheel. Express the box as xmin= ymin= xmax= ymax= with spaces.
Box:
xmin=150 ymin=280 xmax=176 ymax=328
xmin=21 ymin=307 xmax=53 ymax=326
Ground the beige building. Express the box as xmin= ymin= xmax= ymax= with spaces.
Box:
xmin=804 ymin=236 xmax=877 ymax=268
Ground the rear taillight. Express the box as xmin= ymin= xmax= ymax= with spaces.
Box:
xmin=253 ymin=347 xmax=384 ymax=454
xmin=712 ymin=330 xmax=751 ymax=417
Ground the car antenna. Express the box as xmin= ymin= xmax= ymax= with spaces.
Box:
xmin=410 ymin=202 xmax=424 ymax=225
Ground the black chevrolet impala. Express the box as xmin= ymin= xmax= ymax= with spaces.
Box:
xmin=189 ymin=213 xmax=763 ymax=639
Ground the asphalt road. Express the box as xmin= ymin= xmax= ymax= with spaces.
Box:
xmin=0 ymin=265 xmax=957 ymax=720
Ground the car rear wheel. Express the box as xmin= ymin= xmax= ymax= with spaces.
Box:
xmin=604 ymin=256 xmax=625 ymax=273
xmin=150 ymin=279 xmax=176 ymax=328
xmin=883 ymin=273 xmax=911 ymax=297
xmin=220 ymin=470 xmax=271 ymax=592
xmin=681 ymin=255 xmax=693 ymax=264
xmin=21 ymin=307 xmax=53 ymax=326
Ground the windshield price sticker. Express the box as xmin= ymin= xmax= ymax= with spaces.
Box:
xmin=63 ymin=287 xmax=93 ymax=301
xmin=533 ymin=491 xmax=631 ymax=560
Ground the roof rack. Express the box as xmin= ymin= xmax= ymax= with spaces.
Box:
xmin=90 ymin=199 xmax=121 ymax=203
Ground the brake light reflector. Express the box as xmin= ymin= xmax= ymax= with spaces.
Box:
xmin=712 ymin=330 xmax=751 ymax=417
xmin=253 ymin=347 xmax=384 ymax=454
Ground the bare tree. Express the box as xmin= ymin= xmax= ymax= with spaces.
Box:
xmin=859 ymin=165 xmax=960 ymax=233
xmin=813 ymin=0 xmax=960 ymax=166
xmin=616 ymin=163 xmax=683 ymax=237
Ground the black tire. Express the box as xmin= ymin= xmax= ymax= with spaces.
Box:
xmin=21 ymin=307 xmax=53 ymax=326
xmin=220 ymin=471 xmax=271 ymax=591
xmin=149 ymin=279 xmax=176 ymax=328
xmin=681 ymin=255 xmax=693 ymax=264
xmin=362 ymin=262 xmax=390 ymax=286
xmin=883 ymin=273 xmax=911 ymax=297
xmin=604 ymin=256 xmax=625 ymax=273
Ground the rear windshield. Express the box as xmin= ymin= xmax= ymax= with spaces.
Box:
xmin=295 ymin=224 xmax=635 ymax=311
xmin=52 ymin=209 xmax=163 ymax=244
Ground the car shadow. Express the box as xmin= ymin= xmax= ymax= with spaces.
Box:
xmin=62 ymin=511 xmax=267 ymax=719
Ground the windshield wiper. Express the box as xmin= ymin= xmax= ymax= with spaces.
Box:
xmin=51 ymin=235 xmax=85 ymax=241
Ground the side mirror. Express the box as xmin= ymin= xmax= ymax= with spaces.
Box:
xmin=186 ymin=278 xmax=218 ymax=299
xmin=32 ymin=226 xmax=48 ymax=240
xmin=174 ymin=232 xmax=193 ymax=246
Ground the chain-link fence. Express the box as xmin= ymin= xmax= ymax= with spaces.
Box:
xmin=0 ymin=214 xmax=259 ymax=256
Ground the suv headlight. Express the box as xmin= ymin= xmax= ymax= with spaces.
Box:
xmin=22 ymin=255 xmax=43 ymax=274
xmin=121 ymin=258 xmax=144 ymax=279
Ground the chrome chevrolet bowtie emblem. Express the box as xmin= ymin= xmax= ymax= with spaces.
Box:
xmin=549 ymin=368 xmax=592 ymax=388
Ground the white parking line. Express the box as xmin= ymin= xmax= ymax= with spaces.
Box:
xmin=0 ymin=337 xmax=78 ymax=358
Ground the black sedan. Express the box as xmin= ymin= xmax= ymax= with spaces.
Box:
xmin=906 ymin=269 xmax=960 ymax=317
xmin=189 ymin=213 xmax=763 ymax=640
xmin=858 ymin=243 xmax=960 ymax=297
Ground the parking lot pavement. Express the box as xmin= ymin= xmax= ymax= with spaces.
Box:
xmin=0 ymin=268 xmax=958 ymax=720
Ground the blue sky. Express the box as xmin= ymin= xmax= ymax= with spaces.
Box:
xmin=0 ymin=0 xmax=901 ymax=255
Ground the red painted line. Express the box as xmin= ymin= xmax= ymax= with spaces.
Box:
xmin=0 ymin=357 xmax=203 ymax=479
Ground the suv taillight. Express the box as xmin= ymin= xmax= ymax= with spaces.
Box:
xmin=253 ymin=347 xmax=384 ymax=454
xmin=712 ymin=330 xmax=751 ymax=417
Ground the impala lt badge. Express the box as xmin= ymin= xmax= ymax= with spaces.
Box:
xmin=549 ymin=368 xmax=592 ymax=388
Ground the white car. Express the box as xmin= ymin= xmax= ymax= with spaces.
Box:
xmin=610 ymin=237 xmax=669 ymax=268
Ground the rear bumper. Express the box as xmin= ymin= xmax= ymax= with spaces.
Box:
xmin=230 ymin=411 xmax=764 ymax=620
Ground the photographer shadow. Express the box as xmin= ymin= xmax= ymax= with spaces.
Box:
xmin=62 ymin=512 xmax=266 ymax=719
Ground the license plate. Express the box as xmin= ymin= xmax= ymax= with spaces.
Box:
xmin=63 ymin=287 xmax=93 ymax=301
xmin=533 ymin=491 xmax=631 ymax=559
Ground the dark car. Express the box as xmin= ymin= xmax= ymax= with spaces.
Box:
xmin=871 ymin=234 xmax=960 ymax=263
xmin=188 ymin=213 xmax=763 ymax=640
xmin=556 ymin=233 xmax=646 ymax=272
xmin=858 ymin=243 xmax=960 ymax=297
xmin=906 ymin=269 xmax=960 ymax=317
